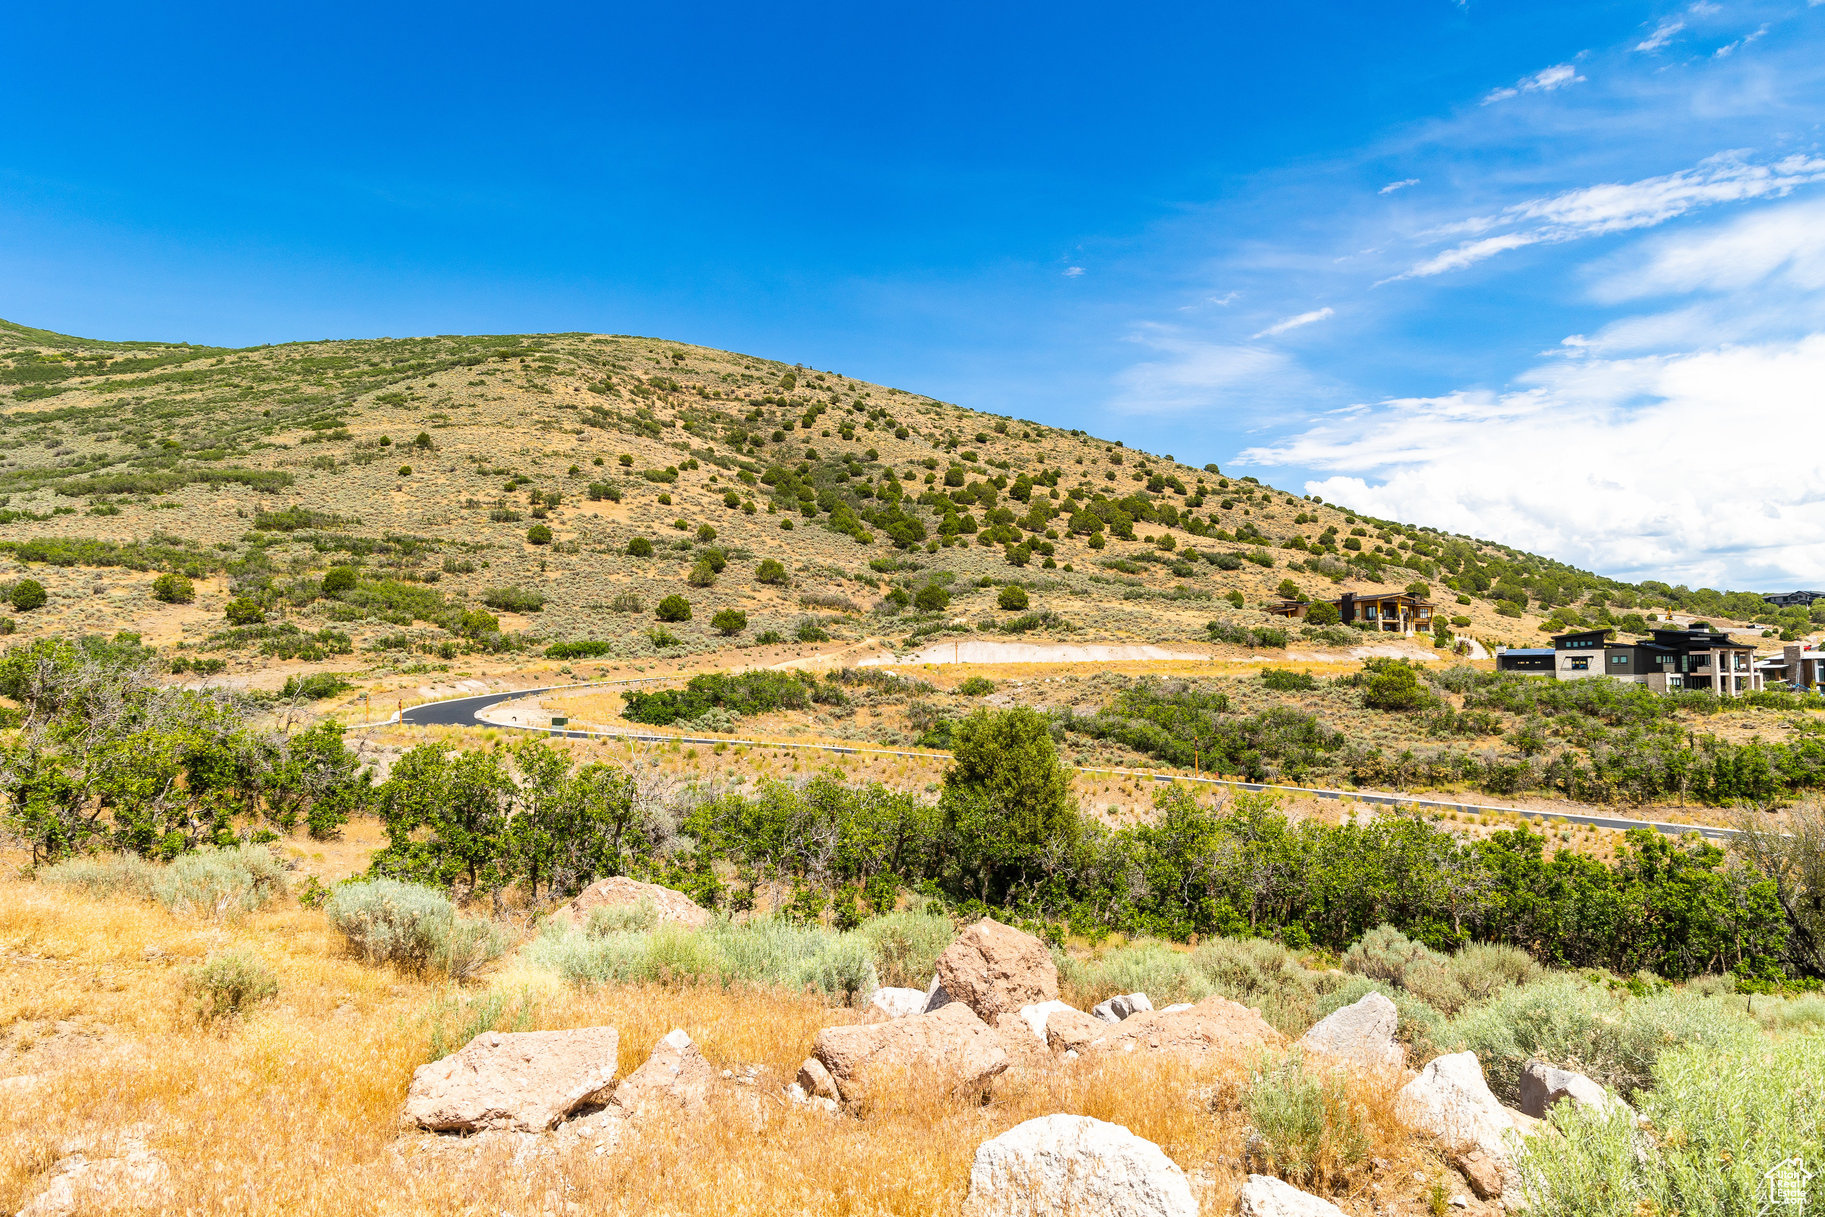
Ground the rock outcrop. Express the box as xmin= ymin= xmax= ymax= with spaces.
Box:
xmin=961 ymin=1114 xmax=1198 ymax=1217
xmin=403 ymin=1026 xmax=620 ymax=1132
xmin=1298 ymin=991 xmax=1403 ymax=1068
xmin=1237 ymin=1173 xmax=1348 ymax=1217
xmin=1092 ymin=992 xmax=1154 ymax=1023
xmin=933 ymin=918 xmax=1058 ymax=1022
xmin=1062 ymin=994 xmax=1281 ymax=1061
xmin=1016 ymin=1000 xmax=1078 ymax=1044
xmin=15 ymin=1127 xmax=170 ymax=1217
xmin=553 ymin=877 xmax=710 ymax=929
xmin=813 ymin=1002 xmax=1010 ymax=1102
xmin=1396 ymin=1051 xmax=1529 ymax=1204
xmin=1518 ymin=1059 xmax=1624 ymax=1120
xmin=606 ymin=1028 xmax=713 ymax=1121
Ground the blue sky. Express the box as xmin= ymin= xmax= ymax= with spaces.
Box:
xmin=5 ymin=1 xmax=1824 ymax=587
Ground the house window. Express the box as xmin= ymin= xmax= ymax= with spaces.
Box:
xmin=1611 ymin=654 xmax=1629 ymax=665
xmin=1566 ymin=657 xmax=1589 ymax=671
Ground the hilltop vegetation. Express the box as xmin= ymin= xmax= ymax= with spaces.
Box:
xmin=0 ymin=317 xmax=1795 ymax=664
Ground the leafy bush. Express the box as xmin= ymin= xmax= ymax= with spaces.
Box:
xmin=281 ymin=672 xmax=354 ymax=700
xmin=711 ymin=608 xmax=747 ymax=635
xmin=625 ymin=537 xmax=653 ymax=557
xmin=187 ymin=949 xmax=279 ymax=1021
xmin=151 ymin=572 xmax=195 ymax=603
xmin=1192 ymin=935 xmax=1349 ymax=1034
xmin=655 ymin=594 xmax=692 ymax=622
xmin=957 ymin=676 xmax=996 ymax=696
xmin=1305 ymin=601 xmax=1341 ymax=625
xmin=796 ymin=620 xmax=830 ymax=642
xmin=755 ymin=558 xmax=788 ymax=585
xmin=623 ymin=669 xmax=832 ymax=725
xmin=152 ymin=845 xmax=289 ymax=919
xmin=526 ymin=523 xmax=552 ymax=545
xmin=8 ymin=578 xmax=49 ymax=612
xmin=1441 ymin=976 xmax=1753 ymax=1101
xmin=545 ymin=639 xmax=616 ymax=659
xmin=321 ymin=565 xmax=359 ymax=596
xmin=325 ymin=878 xmax=511 ymax=980
xmin=1261 ymin=668 xmax=1316 ymax=691
xmin=36 ymin=853 xmax=159 ymax=902
xmin=482 ymin=586 xmax=545 ymax=612
xmin=1360 ymin=659 xmax=1431 ymax=711
xmin=527 ymin=917 xmax=881 ymax=1006
xmin=1244 ymin=1052 xmax=1372 ymax=1190
xmin=1059 ymin=939 xmax=1214 ymax=1010
xmin=997 ymin=585 xmax=1030 ymax=611
xmin=857 ymin=908 xmax=956 ymax=988
xmin=1519 ymin=1030 xmax=1823 ymax=1217
xmin=224 ymin=597 xmax=265 ymax=625
xmin=1206 ymin=620 xmax=1288 ymax=648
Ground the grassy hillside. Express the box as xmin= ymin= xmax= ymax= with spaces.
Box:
xmin=0 ymin=318 xmax=1791 ymax=669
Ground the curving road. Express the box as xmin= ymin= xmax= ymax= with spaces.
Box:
xmin=393 ymin=683 xmax=1740 ymax=841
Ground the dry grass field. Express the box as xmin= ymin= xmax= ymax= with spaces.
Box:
xmin=0 ymin=861 xmax=1448 ymax=1217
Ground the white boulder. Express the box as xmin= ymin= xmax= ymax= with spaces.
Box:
xmin=961 ymin=1114 xmax=1197 ymax=1217
xmin=1017 ymin=1000 xmax=1079 ymax=1044
xmin=1298 ymin=991 xmax=1403 ymax=1068
xmin=1519 ymin=1059 xmax=1626 ymax=1120
xmin=1396 ymin=1051 xmax=1526 ymax=1204
xmin=869 ymin=986 xmax=929 ymax=1019
xmin=1238 ymin=1173 xmax=1348 ymax=1216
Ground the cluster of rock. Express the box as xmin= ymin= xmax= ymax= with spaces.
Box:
xmin=373 ymin=913 xmax=1630 ymax=1217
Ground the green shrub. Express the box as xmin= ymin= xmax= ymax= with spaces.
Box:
xmin=1441 ymin=976 xmax=1753 ymax=1102
xmin=997 ymin=585 xmax=1030 ymax=611
xmin=755 ymin=558 xmax=788 ymax=585
xmin=655 ymin=594 xmax=692 ymax=622
xmin=152 ymin=845 xmax=288 ymax=919
xmin=626 ymin=537 xmax=654 ymax=557
xmin=1305 ymin=601 xmax=1341 ymax=625
xmin=224 ymin=597 xmax=265 ymax=625
xmin=422 ymin=989 xmax=541 ymax=1062
xmin=36 ymin=853 xmax=159 ymax=902
xmin=1193 ymin=936 xmax=1348 ymax=1034
xmin=281 ymin=672 xmax=354 ymax=701
xmin=187 ymin=949 xmax=279 ymax=1021
xmin=1360 ymin=660 xmax=1430 ymax=711
xmin=957 ymin=676 xmax=996 ymax=696
xmin=9 ymin=579 xmax=46 ymax=612
xmin=325 ymin=878 xmax=510 ymax=980
xmin=1519 ymin=1031 xmax=1822 ymax=1216
xmin=711 ymin=608 xmax=747 ymax=636
xmin=526 ymin=523 xmax=553 ymax=545
xmin=482 ymin=586 xmax=545 ymax=612
xmin=151 ymin=572 xmax=195 ymax=604
xmin=1261 ymin=668 xmax=1316 ymax=691
xmin=857 ymin=909 xmax=955 ymax=988
xmin=321 ymin=566 xmax=359 ymax=596
xmin=1060 ymin=939 xmax=1214 ymax=1010
xmin=1244 ymin=1052 xmax=1372 ymax=1190
xmin=586 ymin=899 xmax=660 ymax=935
xmin=526 ymin=918 xmax=881 ymax=1006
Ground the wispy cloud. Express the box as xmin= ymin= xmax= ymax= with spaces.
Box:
xmin=1380 ymin=178 xmax=1420 ymax=195
xmin=1252 ymin=306 xmax=1334 ymax=338
xmin=1713 ymin=22 xmax=1769 ymax=57
xmin=1107 ymin=326 xmax=1300 ymax=416
xmin=1482 ymin=63 xmax=1584 ymax=104
xmin=1635 ymin=19 xmax=1684 ymax=52
xmin=1062 ymin=266 xmax=1084 ymax=278
xmin=1385 ymin=152 xmax=1825 ymax=280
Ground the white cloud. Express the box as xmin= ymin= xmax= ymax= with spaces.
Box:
xmin=1062 ymin=266 xmax=1085 ymax=277
xmin=1241 ymin=335 xmax=1825 ymax=585
xmin=1635 ymin=19 xmax=1685 ymax=52
xmin=1210 ymin=291 xmax=1240 ymax=306
xmin=1107 ymin=328 xmax=1299 ymax=416
xmin=1387 ymin=152 xmax=1825 ymax=280
xmin=1252 ymin=307 xmax=1335 ymax=339
xmin=1594 ymin=195 xmax=1825 ymax=302
xmin=1713 ymin=22 xmax=1769 ymax=57
xmin=1482 ymin=63 xmax=1585 ymax=105
xmin=1380 ymin=178 xmax=1420 ymax=195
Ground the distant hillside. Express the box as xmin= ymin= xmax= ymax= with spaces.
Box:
xmin=0 ymin=318 xmax=1787 ymax=661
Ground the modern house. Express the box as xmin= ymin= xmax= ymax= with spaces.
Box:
xmin=1764 ymin=590 xmax=1825 ymax=608
xmin=1496 ymin=627 xmax=1761 ymax=693
xmin=1758 ymin=643 xmax=1825 ymax=690
xmin=1267 ymin=590 xmax=1435 ymax=635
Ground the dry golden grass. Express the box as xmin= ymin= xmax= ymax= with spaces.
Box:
xmin=0 ymin=872 xmax=1450 ymax=1216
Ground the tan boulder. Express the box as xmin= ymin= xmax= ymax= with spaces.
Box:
xmin=555 ymin=876 xmax=711 ymax=930
xmin=814 ymin=1001 xmax=1011 ymax=1102
xmin=797 ymin=1056 xmax=840 ymax=1101
xmin=1075 ymin=994 xmax=1281 ymax=1060
xmin=607 ymin=1028 xmax=715 ymax=1121
xmin=933 ymin=918 xmax=1059 ymax=1022
xmin=992 ymin=1013 xmax=1052 ymax=1071
xmin=1044 ymin=1007 xmax=1114 ymax=1055
xmin=403 ymin=1026 xmax=619 ymax=1132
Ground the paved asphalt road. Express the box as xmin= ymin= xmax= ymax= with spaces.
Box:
xmin=395 ymin=683 xmax=1739 ymax=840
xmin=400 ymin=685 xmax=563 ymax=727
